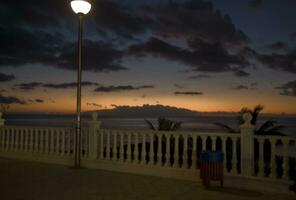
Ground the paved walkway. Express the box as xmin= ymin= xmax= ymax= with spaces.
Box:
xmin=0 ymin=158 xmax=294 ymax=200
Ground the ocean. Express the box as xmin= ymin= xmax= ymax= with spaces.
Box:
xmin=4 ymin=114 xmax=296 ymax=136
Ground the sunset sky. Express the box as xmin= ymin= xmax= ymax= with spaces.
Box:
xmin=0 ymin=0 xmax=296 ymax=114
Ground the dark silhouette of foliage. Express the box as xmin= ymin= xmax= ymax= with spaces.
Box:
xmin=215 ymin=104 xmax=285 ymax=135
xmin=145 ymin=117 xmax=182 ymax=131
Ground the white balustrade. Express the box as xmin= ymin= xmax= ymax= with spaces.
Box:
xmin=0 ymin=112 xmax=295 ymax=184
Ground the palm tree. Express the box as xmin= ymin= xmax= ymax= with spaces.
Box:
xmin=215 ymin=105 xmax=285 ymax=136
xmin=145 ymin=117 xmax=182 ymax=131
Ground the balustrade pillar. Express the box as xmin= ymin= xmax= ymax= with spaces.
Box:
xmin=88 ymin=112 xmax=101 ymax=159
xmin=240 ymin=113 xmax=255 ymax=176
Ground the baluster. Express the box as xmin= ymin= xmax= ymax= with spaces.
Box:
xmin=1 ymin=128 xmax=6 ymax=150
xmin=57 ymin=129 xmax=61 ymax=155
xmin=141 ymin=134 xmax=146 ymax=165
xmin=29 ymin=129 xmax=34 ymax=153
xmin=202 ymin=136 xmax=206 ymax=151
xmin=45 ymin=129 xmax=49 ymax=154
xmin=112 ymin=132 xmax=117 ymax=160
xmin=10 ymin=128 xmax=13 ymax=151
xmin=191 ymin=136 xmax=197 ymax=170
xmin=127 ymin=132 xmax=131 ymax=162
xmin=149 ymin=134 xmax=154 ymax=165
xmin=231 ymin=138 xmax=238 ymax=174
xmin=212 ymin=136 xmax=217 ymax=151
xmin=61 ymin=129 xmax=65 ymax=156
xmin=282 ymin=139 xmax=289 ymax=179
xmin=93 ymin=130 xmax=98 ymax=159
xmin=134 ymin=133 xmax=139 ymax=163
xmin=34 ymin=128 xmax=38 ymax=153
xmin=119 ymin=133 xmax=124 ymax=162
xmin=157 ymin=134 xmax=162 ymax=166
xmin=165 ymin=134 xmax=171 ymax=167
xmin=7 ymin=128 xmax=12 ymax=151
xmin=258 ymin=138 xmax=265 ymax=177
xmin=222 ymin=137 xmax=227 ymax=172
xmin=182 ymin=135 xmax=188 ymax=169
xmin=4 ymin=128 xmax=8 ymax=151
xmin=24 ymin=129 xmax=28 ymax=152
xmin=19 ymin=128 xmax=24 ymax=151
xmin=14 ymin=128 xmax=19 ymax=152
xmin=270 ymin=139 xmax=276 ymax=178
xmin=173 ymin=135 xmax=179 ymax=168
xmin=39 ymin=129 xmax=43 ymax=153
xmin=50 ymin=129 xmax=55 ymax=154
xmin=106 ymin=131 xmax=110 ymax=160
xmin=100 ymin=130 xmax=104 ymax=159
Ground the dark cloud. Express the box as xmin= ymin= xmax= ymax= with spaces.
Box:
xmin=174 ymin=91 xmax=204 ymax=95
xmin=144 ymin=1 xmax=248 ymax=46
xmin=35 ymin=99 xmax=44 ymax=103
xmin=128 ymin=37 xmax=250 ymax=76
xmin=256 ymin=50 xmax=296 ymax=74
xmin=174 ymin=84 xmax=185 ymax=89
xmin=233 ymin=85 xmax=249 ymax=90
xmin=275 ymin=80 xmax=296 ymax=97
xmin=248 ymin=0 xmax=263 ymax=9
xmin=86 ymin=103 xmax=102 ymax=107
xmin=0 ymin=73 xmax=15 ymax=82
xmin=0 ymin=94 xmax=26 ymax=104
xmin=15 ymin=82 xmax=43 ymax=90
xmin=290 ymin=32 xmax=296 ymax=41
xmin=251 ymin=82 xmax=258 ymax=87
xmin=94 ymin=85 xmax=154 ymax=93
xmin=0 ymin=27 xmax=127 ymax=72
xmin=15 ymin=81 xmax=99 ymax=90
xmin=188 ymin=74 xmax=211 ymax=80
xmin=266 ymin=41 xmax=288 ymax=51
xmin=232 ymin=69 xmax=250 ymax=77
xmin=43 ymin=82 xmax=99 ymax=89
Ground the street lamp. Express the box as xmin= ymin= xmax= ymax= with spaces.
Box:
xmin=71 ymin=0 xmax=91 ymax=168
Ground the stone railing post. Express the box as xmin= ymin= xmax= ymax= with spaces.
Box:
xmin=87 ymin=112 xmax=101 ymax=159
xmin=0 ymin=112 xmax=5 ymax=127
xmin=240 ymin=112 xmax=255 ymax=176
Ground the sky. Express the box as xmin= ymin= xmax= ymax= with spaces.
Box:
xmin=0 ymin=0 xmax=296 ymax=114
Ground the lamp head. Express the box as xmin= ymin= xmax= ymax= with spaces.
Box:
xmin=71 ymin=0 xmax=91 ymax=15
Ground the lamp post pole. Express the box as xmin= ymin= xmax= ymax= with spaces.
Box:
xmin=75 ymin=13 xmax=84 ymax=168
xmin=71 ymin=0 xmax=91 ymax=168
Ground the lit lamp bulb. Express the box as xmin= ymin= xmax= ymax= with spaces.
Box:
xmin=71 ymin=0 xmax=91 ymax=15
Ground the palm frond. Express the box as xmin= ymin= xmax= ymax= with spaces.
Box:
xmin=214 ymin=122 xmax=238 ymax=133
xmin=256 ymin=120 xmax=276 ymax=133
xmin=145 ymin=119 xmax=156 ymax=131
xmin=251 ymin=104 xmax=264 ymax=125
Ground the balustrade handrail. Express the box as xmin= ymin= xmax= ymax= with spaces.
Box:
xmin=96 ymin=128 xmax=241 ymax=139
